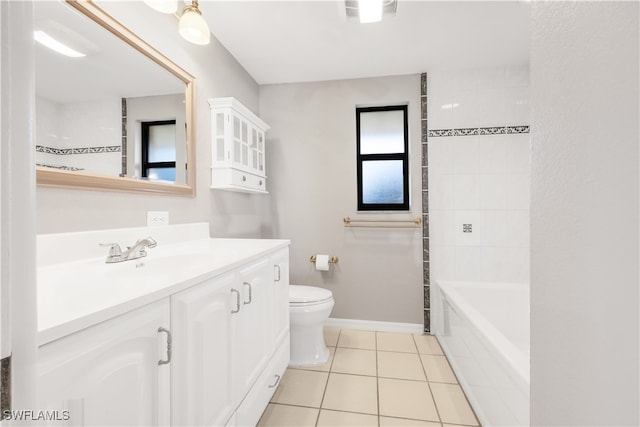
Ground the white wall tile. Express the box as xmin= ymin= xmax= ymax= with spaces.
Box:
xmin=454 ymin=210 xmax=482 ymax=246
xmin=481 ymin=211 xmax=509 ymax=247
xmin=477 ymin=66 xmax=506 ymax=89
xmin=452 ymin=136 xmax=479 ymax=174
xmin=481 ymin=247 xmax=511 ymax=282
xmin=477 ymin=87 xmax=506 ymax=127
xmin=507 ymin=247 xmax=529 ymax=284
xmin=478 ymin=175 xmax=508 ymax=210
xmin=454 ymin=175 xmax=480 ymax=209
xmin=452 ymin=89 xmax=481 ymax=128
xmin=431 ymin=245 xmax=455 ymax=280
xmin=454 ymin=246 xmax=482 ymax=281
xmin=506 ymin=210 xmax=530 ymax=248
xmin=504 ymin=64 xmax=530 ymax=88
xmin=428 ymin=140 xmax=455 ymax=175
xmin=505 ymin=174 xmax=530 ymax=210
xmin=505 ymin=134 xmax=531 ymax=174
xmin=477 ymin=136 xmax=508 ymax=174
xmin=505 ymin=86 xmax=530 ymax=125
xmin=429 ymin=174 xmax=455 ymax=210
xmin=429 ymin=209 xmax=456 ymax=246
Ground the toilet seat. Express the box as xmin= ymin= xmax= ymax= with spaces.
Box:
xmin=289 ymin=285 xmax=333 ymax=306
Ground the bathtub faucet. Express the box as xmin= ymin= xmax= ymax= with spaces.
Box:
xmin=99 ymin=237 xmax=157 ymax=263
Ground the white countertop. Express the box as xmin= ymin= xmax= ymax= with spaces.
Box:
xmin=37 ymin=224 xmax=289 ymax=346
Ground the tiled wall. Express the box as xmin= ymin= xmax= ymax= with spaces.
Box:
xmin=35 ymin=96 xmax=122 ymax=175
xmin=424 ymin=66 xmax=530 ymax=326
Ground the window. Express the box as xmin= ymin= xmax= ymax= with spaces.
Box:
xmin=141 ymin=120 xmax=176 ymax=182
xmin=356 ymin=105 xmax=409 ymax=211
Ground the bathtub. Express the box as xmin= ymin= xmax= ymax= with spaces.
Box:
xmin=434 ymin=280 xmax=529 ymax=427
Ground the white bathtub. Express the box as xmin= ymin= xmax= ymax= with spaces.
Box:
xmin=434 ymin=280 xmax=529 ymax=427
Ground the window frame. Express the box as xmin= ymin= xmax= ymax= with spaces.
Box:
xmin=356 ymin=105 xmax=410 ymax=211
xmin=141 ymin=119 xmax=177 ymax=181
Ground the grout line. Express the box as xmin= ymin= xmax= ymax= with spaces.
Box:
xmin=375 ymin=331 xmax=381 ymax=427
xmin=414 ymin=333 xmax=443 ymax=425
xmin=315 ymin=327 xmax=341 ymax=426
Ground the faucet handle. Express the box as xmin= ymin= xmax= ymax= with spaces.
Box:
xmin=144 ymin=237 xmax=157 ymax=248
xmin=99 ymin=242 xmax=123 ymax=256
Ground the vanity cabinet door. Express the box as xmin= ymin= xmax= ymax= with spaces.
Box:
xmin=233 ymin=257 xmax=273 ymax=404
xmin=37 ymin=299 xmax=171 ymax=426
xmin=271 ymin=247 xmax=290 ymax=347
xmin=170 ymin=272 xmax=236 ymax=427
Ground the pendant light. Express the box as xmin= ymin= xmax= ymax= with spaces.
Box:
xmin=179 ymin=0 xmax=211 ymax=45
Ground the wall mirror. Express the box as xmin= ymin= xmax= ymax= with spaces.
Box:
xmin=34 ymin=0 xmax=196 ymax=196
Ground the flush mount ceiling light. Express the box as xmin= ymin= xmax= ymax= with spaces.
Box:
xmin=143 ymin=0 xmax=177 ymax=14
xmin=178 ymin=0 xmax=211 ymax=45
xmin=34 ymin=30 xmax=86 ymax=58
xmin=345 ymin=0 xmax=397 ymax=24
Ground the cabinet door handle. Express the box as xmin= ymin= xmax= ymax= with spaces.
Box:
xmin=231 ymin=288 xmax=240 ymax=313
xmin=243 ymin=282 xmax=252 ymax=304
xmin=274 ymin=265 xmax=281 ymax=282
xmin=268 ymin=374 xmax=281 ymax=388
xmin=158 ymin=327 xmax=172 ymax=365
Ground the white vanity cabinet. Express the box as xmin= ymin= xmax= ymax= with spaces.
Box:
xmin=170 ymin=272 xmax=236 ymax=427
xmin=209 ymin=97 xmax=270 ymax=194
xmin=37 ymin=233 xmax=290 ymax=427
xmin=37 ymin=299 xmax=171 ymax=426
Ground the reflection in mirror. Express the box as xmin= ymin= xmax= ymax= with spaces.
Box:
xmin=34 ymin=0 xmax=195 ymax=196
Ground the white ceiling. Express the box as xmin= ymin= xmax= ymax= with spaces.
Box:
xmin=199 ymin=1 xmax=531 ymax=85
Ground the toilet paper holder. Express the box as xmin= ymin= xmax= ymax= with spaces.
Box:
xmin=309 ymin=255 xmax=339 ymax=264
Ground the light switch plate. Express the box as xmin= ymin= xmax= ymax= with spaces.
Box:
xmin=147 ymin=211 xmax=169 ymax=227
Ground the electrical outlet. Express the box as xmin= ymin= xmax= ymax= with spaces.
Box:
xmin=147 ymin=211 xmax=169 ymax=227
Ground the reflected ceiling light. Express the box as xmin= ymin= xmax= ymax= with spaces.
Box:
xmin=345 ymin=0 xmax=397 ymax=24
xmin=441 ymin=103 xmax=460 ymax=110
xmin=179 ymin=0 xmax=211 ymax=45
xmin=358 ymin=0 xmax=383 ymax=23
xmin=34 ymin=30 xmax=86 ymax=58
xmin=143 ymin=0 xmax=177 ymax=14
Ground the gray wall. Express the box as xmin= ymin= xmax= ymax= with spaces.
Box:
xmin=260 ymin=75 xmax=423 ymax=324
xmin=36 ymin=1 xmax=268 ymax=238
xmin=530 ymin=2 xmax=639 ymax=425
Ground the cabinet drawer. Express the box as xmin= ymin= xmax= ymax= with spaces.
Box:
xmin=236 ymin=339 xmax=290 ymax=427
xmin=230 ymin=168 xmax=266 ymax=192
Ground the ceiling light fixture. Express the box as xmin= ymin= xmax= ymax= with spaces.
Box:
xmin=178 ymin=0 xmax=211 ymax=45
xmin=358 ymin=0 xmax=383 ymax=23
xmin=345 ymin=0 xmax=397 ymax=24
xmin=143 ymin=0 xmax=177 ymax=14
xmin=34 ymin=30 xmax=86 ymax=58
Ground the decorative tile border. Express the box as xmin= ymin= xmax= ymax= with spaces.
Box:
xmin=36 ymin=145 xmax=121 ymax=155
xmin=420 ymin=72 xmax=430 ymax=334
xmin=36 ymin=163 xmax=84 ymax=171
xmin=428 ymin=125 xmax=530 ymax=138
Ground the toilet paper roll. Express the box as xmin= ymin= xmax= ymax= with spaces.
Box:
xmin=315 ymin=254 xmax=330 ymax=271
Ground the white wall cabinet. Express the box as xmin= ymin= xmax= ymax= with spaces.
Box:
xmin=209 ymin=97 xmax=270 ymax=194
xmin=38 ymin=299 xmax=171 ymax=426
xmin=38 ymin=248 xmax=289 ymax=427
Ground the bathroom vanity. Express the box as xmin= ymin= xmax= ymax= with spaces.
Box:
xmin=37 ymin=223 xmax=289 ymax=426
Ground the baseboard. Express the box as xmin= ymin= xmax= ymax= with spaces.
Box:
xmin=325 ymin=317 xmax=425 ymax=334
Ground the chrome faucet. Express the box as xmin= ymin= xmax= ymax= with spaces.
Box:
xmin=99 ymin=237 xmax=157 ymax=263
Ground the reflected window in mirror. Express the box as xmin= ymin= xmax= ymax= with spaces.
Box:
xmin=142 ymin=120 xmax=176 ymax=182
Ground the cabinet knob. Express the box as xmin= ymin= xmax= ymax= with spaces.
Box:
xmin=243 ymin=282 xmax=253 ymax=305
xmin=242 ymin=175 xmax=247 ymax=182
xmin=259 ymin=180 xmax=263 ymax=186
xmin=231 ymin=288 xmax=241 ymax=313
xmin=158 ymin=327 xmax=172 ymax=365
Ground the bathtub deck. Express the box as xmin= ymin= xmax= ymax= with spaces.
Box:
xmin=258 ymin=327 xmax=479 ymax=427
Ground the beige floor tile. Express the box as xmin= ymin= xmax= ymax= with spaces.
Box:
xmin=378 ymin=351 xmax=426 ymax=381
xmin=430 ymin=383 xmax=478 ymax=426
xmin=331 ymin=347 xmax=377 ymax=376
xmin=413 ymin=334 xmax=444 ymax=355
xmin=298 ymin=347 xmax=335 ymax=373
xmin=317 ymin=409 xmax=378 ymax=427
xmin=378 ymin=378 xmax=439 ymax=422
xmin=324 ymin=327 xmax=341 ymax=347
xmin=380 ymin=416 xmax=442 ymax=426
xmin=257 ymin=403 xmax=319 ymax=426
xmin=337 ymin=329 xmax=376 ymax=350
xmin=377 ymin=332 xmax=418 ymax=353
xmin=321 ymin=373 xmax=378 ymax=415
xmin=420 ymin=354 xmax=457 ymax=383
xmin=270 ymin=369 xmax=329 ymax=408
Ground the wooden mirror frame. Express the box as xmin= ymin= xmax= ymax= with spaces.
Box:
xmin=36 ymin=0 xmax=196 ymax=197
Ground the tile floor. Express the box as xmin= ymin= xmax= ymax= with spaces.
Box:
xmin=258 ymin=328 xmax=479 ymax=427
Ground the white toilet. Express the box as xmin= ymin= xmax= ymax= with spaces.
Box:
xmin=289 ymin=285 xmax=334 ymax=367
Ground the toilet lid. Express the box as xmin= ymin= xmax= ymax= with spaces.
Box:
xmin=289 ymin=285 xmax=333 ymax=304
